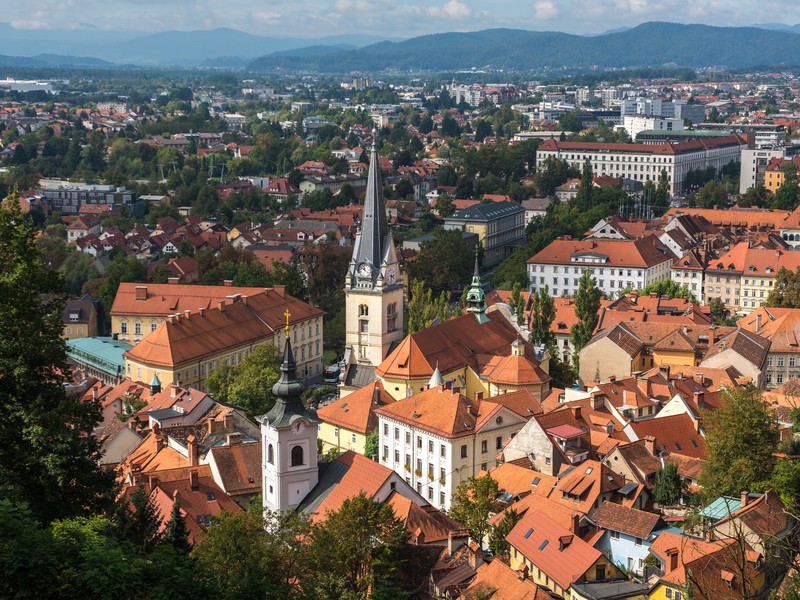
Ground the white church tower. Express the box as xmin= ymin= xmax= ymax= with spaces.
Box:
xmin=342 ymin=131 xmax=404 ymax=384
xmin=261 ymin=313 xmax=319 ymax=512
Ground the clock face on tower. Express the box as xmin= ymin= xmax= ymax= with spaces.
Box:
xmin=387 ymin=267 xmax=396 ymax=285
xmin=294 ymin=421 xmax=305 ymax=434
xmin=358 ymin=262 xmax=372 ymax=278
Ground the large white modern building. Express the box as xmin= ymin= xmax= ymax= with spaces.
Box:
xmin=536 ymin=134 xmax=746 ymax=195
xmin=527 ymin=235 xmax=675 ymax=298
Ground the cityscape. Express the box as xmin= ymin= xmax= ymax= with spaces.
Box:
xmin=4 ymin=4 xmax=800 ymax=599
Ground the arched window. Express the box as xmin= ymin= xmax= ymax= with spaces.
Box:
xmin=359 ymin=304 xmax=369 ymax=317
xmin=267 ymin=444 xmax=275 ymax=465
xmin=291 ymin=445 xmax=304 ymax=467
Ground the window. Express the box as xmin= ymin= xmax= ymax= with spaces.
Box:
xmin=610 ymin=530 xmax=619 ymax=539
xmin=791 ymin=357 xmax=797 ymax=367
xmin=441 ymin=468 xmax=446 ymax=481
xmin=778 ymin=356 xmax=785 ymax=367
xmin=545 ymin=456 xmax=551 ymax=465
xmin=76 ymin=327 xmax=83 ymax=335
xmin=394 ymin=450 xmax=399 ymax=463
xmin=351 ymin=434 xmax=356 ymax=444
xmin=496 ymin=436 xmax=503 ymax=449
xmin=666 ymin=589 xmax=673 ymax=599
xmin=481 ymin=440 xmax=488 ymax=453
xmin=417 ymin=436 xmax=422 ymax=448
xmin=384 ymin=423 xmax=389 ymax=436
xmin=134 ymin=321 xmax=142 ymax=335
xmin=461 ymin=445 xmax=467 ymax=458
xmin=267 ymin=444 xmax=274 ymax=464
xmin=428 ymin=440 xmax=434 ymax=453
xmin=635 ymin=537 xmax=642 ymax=546
xmin=440 ymin=492 xmax=445 ymax=505
xmin=394 ymin=427 xmax=399 ymax=440
xmin=383 ymin=445 xmax=388 ymax=460
xmin=290 ymin=445 xmax=304 ymax=467
xmin=675 ymin=593 xmax=682 ymax=600
xmin=151 ymin=321 xmax=158 ymax=332
xmin=405 ymin=431 xmax=411 ymax=444
xmin=206 ymin=492 xmax=215 ymax=501
xmin=121 ymin=321 xmax=128 ymax=334
xmin=441 ymin=444 xmax=446 ymax=458
xmin=595 ymin=564 xmax=605 ymax=580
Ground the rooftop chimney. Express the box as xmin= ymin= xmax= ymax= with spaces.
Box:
xmin=643 ymin=435 xmax=655 ymax=456
xmin=187 ymin=434 xmax=199 ymax=466
xmin=170 ymin=384 xmax=178 ymax=398
xmin=273 ymin=284 xmax=286 ymax=298
xmin=609 ymin=375 xmax=616 ymax=382
xmin=694 ymin=372 xmax=704 ymax=385
xmin=226 ymin=432 xmax=242 ymax=445
xmin=571 ymin=513 xmax=581 ymax=534
xmin=755 ymin=313 xmax=762 ymax=332
xmin=694 ymin=390 xmax=705 ymax=409
xmin=475 ymin=391 xmax=484 ymax=401
xmin=167 ymin=277 xmax=180 ymax=284
xmin=189 ymin=469 xmax=199 ymax=490
xmin=709 ymin=326 xmax=716 ymax=346
xmin=223 ymin=280 xmax=233 ymax=287
xmin=184 ymin=309 xmax=191 ymax=320
xmin=570 ymin=405 xmax=582 ymax=420
xmin=741 ymin=491 xmax=749 ymax=508
xmin=217 ymin=300 xmax=225 ymax=312
xmin=198 ymin=307 xmax=205 ymax=317
xmin=135 ymin=285 xmax=148 ymax=300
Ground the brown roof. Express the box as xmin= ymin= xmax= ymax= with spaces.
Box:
xmin=630 ymin=414 xmax=705 ymax=459
xmin=461 ymin=558 xmax=550 ymax=600
xmin=664 ymin=206 xmax=790 ymax=230
xmin=739 ymin=307 xmax=800 ymax=354
xmin=376 ymin=312 xmax=546 ymax=383
xmin=316 ymin=381 xmax=393 ymax=435
xmin=591 ymin=501 xmax=663 ymax=539
xmin=488 ymin=462 xmax=556 ymax=497
xmin=124 ymin=291 xmax=323 ymax=368
xmin=489 ymin=389 xmax=544 ymax=419
xmin=548 ymin=460 xmax=625 ymax=514
xmin=608 ymin=440 xmax=662 ymax=482
xmin=719 ymin=490 xmax=790 ymax=538
xmin=206 ymin=441 xmax=261 ymax=496
xmin=111 ymin=282 xmax=271 ymax=317
xmin=375 ymin=386 xmax=511 ymax=439
xmin=388 ymin=492 xmax=464 ymax=544
xmin=528 ymin=235 xmax=675 ymax=269
xmin=702 ymin=328 xmax=771 ymax=369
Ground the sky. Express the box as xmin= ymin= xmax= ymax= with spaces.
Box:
xmin=5 ymin=0 xmax=800 ymax=38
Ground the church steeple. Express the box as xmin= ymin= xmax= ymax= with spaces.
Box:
xmin=466 ymin=250 xmax=489 ymax=324
xmin=263 ymin=312 xmax=317 ymax=428
xmin=350 ymin=130 xmax=389 ymax=287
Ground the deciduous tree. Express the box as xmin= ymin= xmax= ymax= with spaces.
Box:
xmin=449 ymin=474 xmax=499 ymax=545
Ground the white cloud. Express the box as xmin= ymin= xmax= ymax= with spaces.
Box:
xmin=533 ymin=0 xmax=559 ymax=20
xmin=426 ymin=0 xmax=475 ymax=20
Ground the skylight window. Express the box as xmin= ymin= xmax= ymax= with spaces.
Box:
xmin=675 ymin=443 xmax=682 ymax=451
xmin=585 ymin=467 xmax=593 ymax=475
xmin=533 ymin=477 xmax=541 ymax=486
xmin=524 ymin=528 xmax=534 ymax=539
xmin=539 ymin=540 xmax=549 ymax=550
xmin=691 ymin=440 xmax=698 ymax=448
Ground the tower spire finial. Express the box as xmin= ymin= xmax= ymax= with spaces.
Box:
xmin=284 ymin=309 xmax=291 ymax=337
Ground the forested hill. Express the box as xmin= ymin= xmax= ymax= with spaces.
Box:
xmin=249 ymin=22 xmax=800 ymax=72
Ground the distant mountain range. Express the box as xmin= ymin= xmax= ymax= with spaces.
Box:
xmin=248 ymin=22 xmax=800 ymax=72
xmin=0 ymin=21 xmax=798 ymax=70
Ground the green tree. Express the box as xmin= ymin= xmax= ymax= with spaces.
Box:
xmin=193 ymin=504 xmax=309 ymax=599
xmin=364 ymin=430 xmax=379 ymax=460
xmin=60 ymin=251 xmax=98 ymax=296
xmin=408 ymin=228 xmax=474 ymax=295
xmin=700 ymin=385 xmax=779 ymax=500
xmin=309 ymin=492 xmax=409 ymax=599
xmin=638 ymin=278 xmax=697 ymax=302
xmin=99 ymin=256 xmax=147 ymax=315
xmin=529 ymin=285 xmax=556 ymax=347
xmin=765 ymin=267 xmax=800 ymax=308
xmin=510 ymin=282 xmax=526 ymax=325
xmin=774 ymin=162 xmax=800 ymax=211
xmin=653 ymin=463 xmax=683 ymax=506
xmin=436 ymin=164 xmax=457 ymax=187
xmin=570 ymin=269 xmax=602 ymax=371
xmin=575 ymin=158 xmax=593 ymax=212
xmin=449 ymin=474 xmax=499 ymax=545
xmin=163 ymin=497 xmax=191 ymax=553
xmin=693 ymin=179 xmax=729 ymax=209
xmin=407 ymin=279 xmax=457 ymax=334
xmin=489 ymin=508 xmax=521 ymax=556
xmin=0 ymin=196 xmax=114 ymax=522
xmin=206 ymin=344 xmax=282 ymax=418
xmin=709 ymin=296 xmax=734 ymax=325
xmin=121 ymin=485 xmax=163 ymax=554
xmin=739 ymin=183 xmax=773 ymax=208
xmin=435 ymin=193 xmax=456 ymax=217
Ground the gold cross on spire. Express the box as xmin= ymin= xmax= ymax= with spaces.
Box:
xmin=284 ymin=309 xmax=291 ymax=336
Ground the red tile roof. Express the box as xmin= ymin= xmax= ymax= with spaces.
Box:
xmin=630 ymin=414 xmax=705 ymax=459
xmin=317 ymin=381 xmax=393 ymax=435
xmin=527 ymin=235 xmax=675 ymax=269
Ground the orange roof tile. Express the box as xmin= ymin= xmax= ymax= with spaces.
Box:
xmin=630 ymin=414 xmax=705 ymax=459
xmin=316 ymin=380 xmax=393 ymax=435
xmin=528 ymin=235 xmax=675 ymax=269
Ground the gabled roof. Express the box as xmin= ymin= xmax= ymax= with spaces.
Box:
xmin=375 ymin=386 xmax=509 ymax=439
xmin=629 ymin=414 xmax=705 ymax=459
xmin=716 ymin=490 xmax=790 ymax=538
xmin=528 ymin=235 xmax=675 ymax=269
xmin=591 ymin=501 xmax=664 ymax=539
xmin=316 ymin=380 xmax=392 ymax=435
xmin=548 ymin=460 xmax=625 ymax=514
xmin=739 ymin=307 xmax=800 ymax=353
xmin=488 ymin=462 xmax=557 ymax=498
xmin=111 ymin=282 xmax=269 ymax=316
xmin=702 ymin=328 xmax=771 ymax=369
xmin=206 ymin=441 xmax=261 ymax=496
xmin=462 ymin=558 xmax=550 ymax=600
xmin=506 ymin=510 xmax=603 ymax=591
xmin=387 ymin=492 xmax=463 ymax=544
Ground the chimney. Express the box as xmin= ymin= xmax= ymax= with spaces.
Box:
xmin=189 ymin=469 xmax=199 ymax=490
xmin=609 ymin=375 xmax=616 ymax=382
xmin=167 ymin=277 xmax=180 ymax=284
xmin=468 ymin=544 xmax=484 ymax=570
xmin=226 ymin=432 xmax=242 ymax=445
xmin=518 ymin=564 xmax=529 ymax=581
xmin=92 ymin=386 xmax=98 ymax=400
xmin=755 ymin=313 xmax=762 ymax=332
xmin=372 ymin=385 xmax=381 ymax=405
xmin=693 ymin=372 xmax=704 ymax=385
xmin=667 ymin=549 xmax=679 ymax=573
xmin=414 ymin=528 xmax=425 ymax=546
xmin=475 ymin=391 xmax=484 ymax=401
xmin=184 ymin=309 xmax=191 ymax=320
xmin=223 ymin=280 xmax=233 ymax=287
xmin=273 ymin=284 xmax=286 ymax=298
xmin=644 ymin=435 xmax=656 ymax=456
xmin=148 ymin=474 xmax=159 ymax=489
xmin=693 ymin=417 xmax=701 ymax=434
xmin=217 ymin=300 xmax=225 ymax=312
xmin=135 ymin=285 xmax=148 ymax=300
xmin=174 ymin=313 xmax=180 ymax=323
xmin=453 ymin=386 xmax=461 ymax=395
xmin=170 ymin=384 xmax=178 ymax=398
xmin=187 ymin=434 xmax=198 ymax=467
xmin=447 ymin=530 xmax=459 ymax=556
xmin=571 ymin=513 xmax=581 ymax=534
xmin=241 ymin=295 xmax=247 ymax=305
xmin=198 ymin=307 xmax=205 ymax=317
xmin=445 ymin=381 xmax=452 ymax=391
xmin=570 ymin=405 xmax=581 ymax=420
xmin=223 ymin=413 xmax=234 ymax=431
xmin=709 ymin=326 xmax=716 ymax=346
xmin=207 ymin=419 xmax=215 ymax=435
xmin=741 ymin=491 xmax=749 ymax=508
xmin=694 ymin=390 xmax=705 ymax=409
xmin=592 ymin=393 xmax=604 ymax=410
xmin=155 ymin=434 xmax=165 ymax=453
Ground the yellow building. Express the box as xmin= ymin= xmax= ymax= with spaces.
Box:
xmin=316 ymin=381 xmax=393 ymax=455
xmin=111 ymin=282 xmax=270 ymax=344
xmin=443 ymin=200 xmax=526 ymax=267
xmin=124 ymin=290 xmax=324 ymax=390
xmin=62 ymin=296 xmax=100 ymax=339
xmin=764 ymin=156 xmax=800 ymax=193
xmin=507 ymin=510 xmax=620 ymax=599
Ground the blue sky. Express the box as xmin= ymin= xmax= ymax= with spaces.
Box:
xmin=6 ymin=0 xmax=800 ymax=37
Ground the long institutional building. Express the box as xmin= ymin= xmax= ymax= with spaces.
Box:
xmin=536 ymin=134 xmax=746 ymax=195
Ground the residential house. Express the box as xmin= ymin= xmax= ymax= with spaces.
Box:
xmin=507 ymin=510 xmax=621 ymax=599
xmin=375 ymin=384 xmax=529 ymax=510
xmin=592 ymin=501 xmax=670 ymax=576
xmin=62 ymin=294 xmax=104 ymax=339
xmin=739 ymin=307 xmax=800 ymax=388
xmin=317 ymin=380 xmax=393 ymax=455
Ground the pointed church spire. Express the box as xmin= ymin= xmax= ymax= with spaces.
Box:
xmin=428 ymin=362 xmax=444 ymax=388
xmin=263 ymin=312 xmax=316 ymax=428
xmin=466 ymin=248 xmax=489 ymax=324
xmin=350 ymin=130 xmax=388 ymax=285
